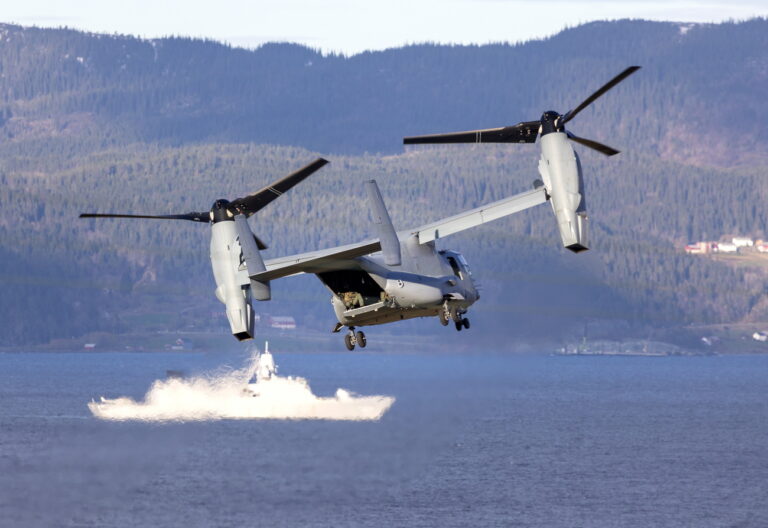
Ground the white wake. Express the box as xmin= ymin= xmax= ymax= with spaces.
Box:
xmin=88 ymin=348 xmax=395 ymax=422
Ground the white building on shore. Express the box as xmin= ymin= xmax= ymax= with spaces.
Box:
xmin=732 ymin=237 xmax=754 ymax=247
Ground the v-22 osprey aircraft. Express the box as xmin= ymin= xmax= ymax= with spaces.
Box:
xmin=81 ymin=67 xmax=639 ymax=349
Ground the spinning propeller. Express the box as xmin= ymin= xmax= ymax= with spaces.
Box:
xmin=80 ymin=158 xmax=329 ymax=248
xmin=403 ymin=66 xmax=640 ymax=156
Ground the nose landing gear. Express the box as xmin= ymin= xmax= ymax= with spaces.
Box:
xmin=343 ymin=327 xmax=367 ymax=350
xmin=454 ymin=318 xmax=470 ymax=331
xmin=439 ymin=302 xmax=470 ymax=331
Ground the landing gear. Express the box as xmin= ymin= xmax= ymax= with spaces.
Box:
xmin=454 ymin=317 xmax=470 ymax=331
xmin=438 ymin=304 xmax=450 ymax=326
xmin=343 ymin=327 xmax=366 ymax=350
xmin=442 ymin=303 xmax=470 ymax=332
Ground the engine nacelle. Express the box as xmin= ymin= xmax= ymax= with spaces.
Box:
xmin=211 ymin=220 xmax=256 ymax=341
xmin=538 ymin=132 xmax=589 ymax=252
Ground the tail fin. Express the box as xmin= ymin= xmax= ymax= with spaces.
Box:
xmin=366 ymin=180 xmax=401 ymax=266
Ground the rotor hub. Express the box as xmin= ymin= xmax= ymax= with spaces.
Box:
xmin=540 ymin=110 xmax=564 ymax=136
xmin=211 ymin=199 xmax=234 ymax=223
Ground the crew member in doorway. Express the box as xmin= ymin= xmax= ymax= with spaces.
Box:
xmin=343 ymin=291 xmax=364 ymax=309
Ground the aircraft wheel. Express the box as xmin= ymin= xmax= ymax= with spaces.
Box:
xmin=356 ymin=331 xmax=367 ymax=348
xmin=455 ymin=320 xmax=463 ymax=332
xmin=344 ymin=333 xmax=355 ymax=351
xmin=450 ymin=307 xmax=462 ymax=323
xmin=438 ymin=309 xmax=449 ymax=326
xmin=462 ymin=318 xmax=470 ymax=330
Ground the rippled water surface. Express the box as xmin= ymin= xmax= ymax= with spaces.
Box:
xmin=1 ymin=351 xmax=767 ymax=527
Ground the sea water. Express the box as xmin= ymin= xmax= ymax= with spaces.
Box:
xmin=1 ymin=350 xmax=767 ymax=527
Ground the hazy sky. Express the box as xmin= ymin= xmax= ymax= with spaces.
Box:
xmin=3 ymin=0 xmax=767 ymax=54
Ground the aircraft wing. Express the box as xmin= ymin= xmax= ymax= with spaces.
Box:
xmin=409 ymin=186 xmax=548 ymax=244
xmin=251 ymin=239 xmax=381 ymax=281
xmin=251 ymin=186 xmax=547 ymax=281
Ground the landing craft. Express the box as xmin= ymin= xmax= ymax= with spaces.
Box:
xmin=80 ymin=67 xmax=639 ymax=349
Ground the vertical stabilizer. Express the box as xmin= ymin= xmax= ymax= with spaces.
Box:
xmin=366 ymin=180 xmax=402 ymax=266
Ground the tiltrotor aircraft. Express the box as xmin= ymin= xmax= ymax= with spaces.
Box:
xmin=81 ymin=66 xmax=639 ymax=349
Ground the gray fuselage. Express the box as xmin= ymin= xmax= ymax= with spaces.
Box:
xmin=321 ymin=236 xmax=478 ymax=327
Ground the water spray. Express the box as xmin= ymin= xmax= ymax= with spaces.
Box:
xmin=89 ymin=342 xmax=394 ymax=422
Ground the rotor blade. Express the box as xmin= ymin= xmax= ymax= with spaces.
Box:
xmin=566 ymin=131 xmax=620 ymax=156
xmin=562 ymin=66 xmax=641 ymax=125
xmin=79 ymin=212 xmax=210 ymax=222
xmin=404 ymin=121 xmax=540 ymax=145
xmin=230 ymin=158 xmax=329 ymax=216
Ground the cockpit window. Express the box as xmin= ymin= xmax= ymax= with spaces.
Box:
xmin=457 ymin=254 xmax=473 ymax=276
xmin=447 ymin=256 xmax=463 ymax=279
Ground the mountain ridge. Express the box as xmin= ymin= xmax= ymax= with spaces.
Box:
xmin=1 ymin=18 xmax=766 ymax=164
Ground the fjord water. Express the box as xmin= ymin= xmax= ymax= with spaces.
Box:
xmin=1 ymin=351 xmax=767 ymax=527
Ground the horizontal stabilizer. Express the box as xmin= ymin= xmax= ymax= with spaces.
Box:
xmin=366 ymin=180 xmax=401 ymax=266
xmin=413 ymin=187 xmax=548 ymax=244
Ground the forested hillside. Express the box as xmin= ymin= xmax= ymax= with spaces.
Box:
xmin=1 ymin=19 xmax=767 ymax=164
xmin=1 ymin=19 xmax=767 ymax=347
